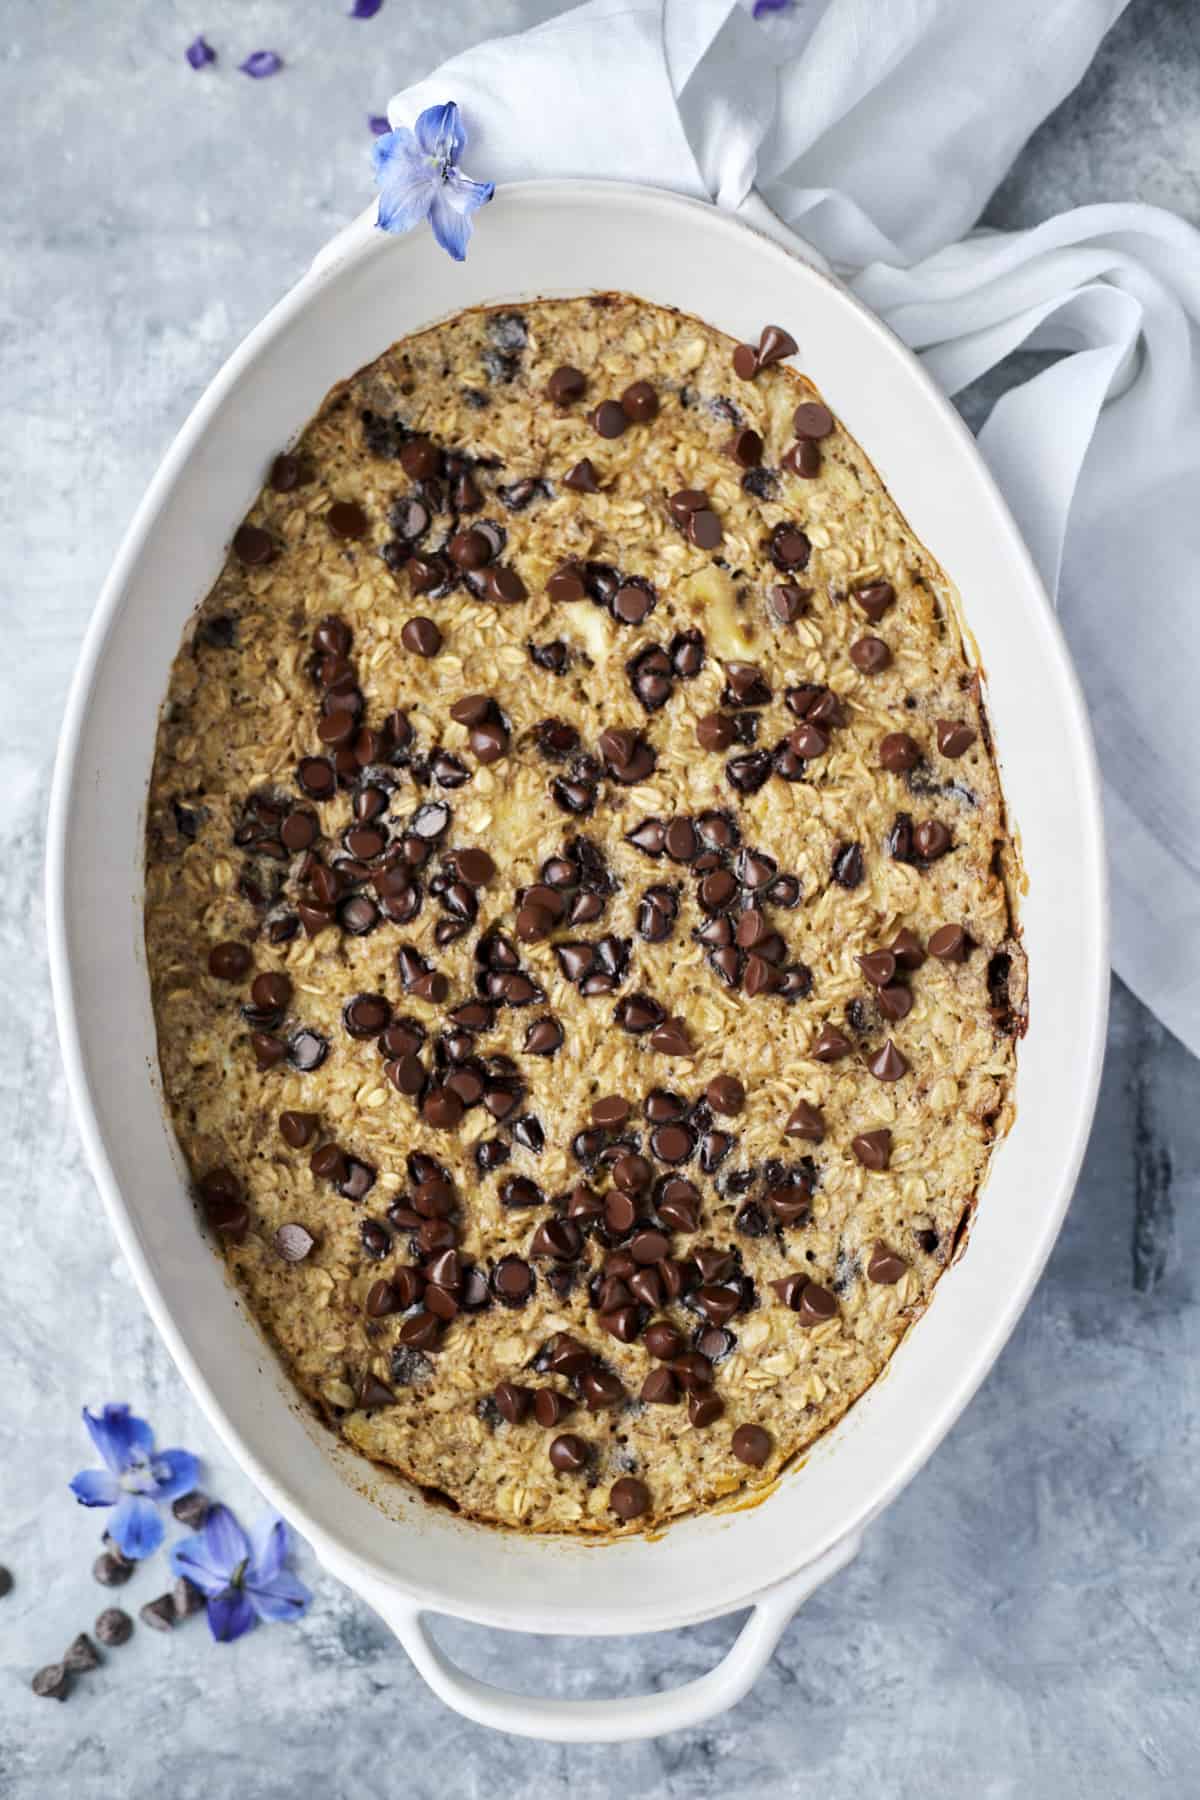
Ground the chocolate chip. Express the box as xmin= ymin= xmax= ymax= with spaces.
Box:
xmin=880 ymin=732 xmax=920 ymax=774
xmin=172 ymin=1490 xmax=210 ymax=1528
xmin=620 ymin=380 xmax=658 ymax=422
xmin=288 ymin=1029 xmax=327 ymax=1072
xmin=723 ymin=663 xmax=771 ymax=707
xmin=613 ymin=581 xmax=656 ymax=625
xmin=688 ymin=1391 xmax=725 ymax=1427
xmin=731 ymin=1423 xmax=772 ymax=1467
xmin=914 ymin=819 xmax=952 ymax=861
xmin=548 ymin=1433 xmax=590 ymax=1472
xmin=768 ymin=522 xmax=811 ymax=570
xmin=401 ymin=617 xmax=442 ymax=657
xmin=649 ymin=1017 xmax=693 ymax=1057
xmin=590 ymin=400 xmax=628 ymax=439
xmin=94 ymin=1607 xmax=133 ymax=1647
xmin=727 ymin=427 xmax=763 ymax=469
xmin=937 ymin=719 xmax=977 ymax=758
xmin=547 ymin=364 xmax=587 ymax=404
xmin=697 ymin=712 xmax=737 ymax=751
xmin=63 ymin=1632 xmax=99 ymax=1674
xmin=564 ymin=457 xmax=601 ymax=492
xmin=609 ymin=1477 xmax=650 ymax=1520
xmin=732 ymin=342 xmax=760 ymax=379
xmin=726 ymin=749 xmax=773 ymax=794
xmin=598 ymin=727 xmax=656 ymax=783
xmin=856 ymin=951 xmax=896 ymax=990
xmin=422 ymin=1086 xmax=465 ymax=1129
xmin=792 ymin=401 xmax=834 ymax=438
xmin=811 ymin=1023 xmax=851 ymax=1061
xmin=852 ymin=1128 xmax=892 ymax=1170
xmin=783 ymin=439 xmax=821 ymax=478
xmin=798 ymin=1281 xmax=838 ymax=1325
xmin=850 ymin=635 xmax=891 ymax=674
xmin=140 ymin=1594 xmax=176 ymax=1633
xmin=706 ymin=1074 xmax=745 ymax=1116
xmin=92 ymin=1551 xmax=132 ymax=1588
xmin=327 ymin=500 xmax=369 ymax=540
xmin=32 ymin=1662 xmax=70 ymax=1700
xmin=832 ymin=843 xmax=864 ymax=888
xmin=486 ymin=566 xmax=527 ymax=605
xmin=494 ymin=1382 xmax=532 ymax=1424
xmin=867 ymin=1241 xmax=908 ymax=1284
xmin=642 ymin=1321 xmax=684 ymax=1361
xmin=790 ymin=721 xmax=829 ymax=759
xmin=641 ymin=1366 xmax=680 ymax=1405
xmin=878 ymin=984 xmax=913 ymax=1022
xmin=929 ymin=923 xmax=969 ymax=962
xmin=232 ymin=523 xmax=275 ymax=566
xmin=274 ymin=1223 xmax=315 ymax=1263
xmin=868 ymin=1039 xmax=909 ymax=1082
xmin=492 ymin=1255 xmax=534 ymax=1307
xmin=855 ymin=581 xmax=895 ymax=622
xmin=668 ymin=488 xmax=708 ymax=527
xmin=687 ymin=507 xmax=723 ymax=550
xmin=768 ymin=583 xmax=809 ymax=625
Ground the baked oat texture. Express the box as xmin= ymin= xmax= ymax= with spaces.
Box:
xmin=145 ymin=294 xmax=1023 ymax=1534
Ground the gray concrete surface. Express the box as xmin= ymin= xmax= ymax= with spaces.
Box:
xmin=1 ymin=2 xmax=1197 ymax=1794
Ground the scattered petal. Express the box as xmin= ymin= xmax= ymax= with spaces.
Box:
xmin=240 ymin=51 xmax=283 ymax=79
xmin=368 ymin=114 xmax=391 ymax=137
xmin=203 ymin=1502 xmax=251 ymax=1576
xmin=69 ymin=1466 xmax=120 ymax=1508
xmin=185 ymin=36 xmax=216 ymax=69
xmin=752 ymin=0 xmax=792 ymax=13
xmin=247 ymin=1511 xmax=289 ymax=1585
xmin=414 ymin=100 xmax=465 ymax=164
xmin=246 ymin=1567 xmax=312 ymax=1624
xmin=82 ymin=1404 xmax=154 ymax=1474
xmin=148 ymin=1446 xmax=201 ymax=1501
xmin=108 ymin=1493 xmax=165 ymax=1561
xmin=350 ymin=0 xmax=383 ymax=14
xmin=207 ymin=1586 xmax=257 ymax=1643
xmin=169 ymin=1531 xmax=234 ymax=1598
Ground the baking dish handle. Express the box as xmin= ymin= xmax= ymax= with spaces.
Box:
xmin=369 ymin=1530 xmax=860 ymax=1743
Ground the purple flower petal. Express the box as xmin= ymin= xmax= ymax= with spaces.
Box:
xmin=207 ymin=1586 xmax=257 ymax=1643
xmin=108 ymin=1493 xmax=164 ymax=1560
xmin=169 ymin=1530 xmax=233 ymax=1598
xmin=414 ymin=101 xmax=465 ymax=164
xmin=373 ymin=128 xmax=436 ymax=235
xmin=148 ymin=1446 xmax=200 ymax=1501
xmin=246 ymin=1567 xmax=312 ymax=1624
xmin=203 ymin=1502 xmax=250 ymax=1577
xmin=368 ymin=114 xmax=391 ymax=137
xmin=186 ymin=36 xmax=216 ymax=69
xmin=752 ymin=0 xmax=792 ymax=14
xmin=430 ymin=167 xmax=494 ymax=262
xmin=239 ymin=51 xmax=283 ymax=79
xmin=247 ymin=1511 xmax=289 ymax=1584
xmin=69 ymin=1466 xmax=120 ymax=1508
xmin=82 ymin=1404 xmax=154 ymax=1474
xmin=350 ymin=0 xmax=383 ymax=15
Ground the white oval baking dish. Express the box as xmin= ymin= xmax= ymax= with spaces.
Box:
xmin=46 ymin=181 xmax=1108 ymax=1742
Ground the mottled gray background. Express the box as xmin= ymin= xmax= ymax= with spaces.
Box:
xmin=2 ymin=1 xmax=1198 ymax=1794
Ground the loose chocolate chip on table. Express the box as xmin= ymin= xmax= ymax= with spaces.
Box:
xmin=868 ymin=1241 xmax=909 ymax=1284
xmin=63 ymin=1632 xmax=100 ymax=1674
xmin=936 ymin=719 xmax=977 ymax=758
xmin=590 ymin=400 xmax=628 ymax=439
xmin=609 ymin=1477 xmax=651 ymax=1520
xmin=32 ymin=1663 xmax=70 ymax=1700
xmin=94 ymin=1607 xmax=133 ymax=1647
xmin=172 ymin=1490 xmax=211 ymax=1529
xmin=731 ymin=1424 xmax=772 ymax=1468
xmin=547 ymin=364 xmax=587 ymax=404
xmin=868 ymin=1039 xmax=909 ymax=1082
xmin=207 ymin=940 xmax=251 ymax=981
xmin=929 ymin=923 xmax=969 ymax=962
xmin=785 ymin=1098 xmax=825 ymax=1141
xmin=401 ymin=617 xmax=442 ymax=657
xmin=0 ymin=1566 xmax=11 ymax=1599
xmin=563 ymin=457 xmax=601 ymax=492
xmin=327 ymin=500 xmax=369 ymax=540
xmin=93 ymin=1550 xmax=133 ymax=1587
xmin=232 ymin=523 xmax=275 ymax=566
xmin=852 ymin=1128 xmax=893 ymax=1170
xmin=173 ymin=1575 xmax=206 ymax=1619
xmin=140 ymin=1595 xmax=176 ymax=1633
xmin=548 ymin=1433 xmax=590 ymax=1473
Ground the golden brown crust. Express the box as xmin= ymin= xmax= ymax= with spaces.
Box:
xmin=144 ymin=294 xmax=1021 ymax=1534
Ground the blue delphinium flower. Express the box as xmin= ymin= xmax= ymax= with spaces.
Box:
xmin=752 ymin=0 xmax=792 ymax=15
xmin=170 ymin=1504 xmax=312 ymax=1643
xmin=69 ymin=1405 xmax=199 ymax=1560
xmin=372 ymin=101 xmax=494 ymax=262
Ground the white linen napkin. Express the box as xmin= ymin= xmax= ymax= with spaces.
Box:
xmin=389 ymin=0 xmax=1200 ymax=1056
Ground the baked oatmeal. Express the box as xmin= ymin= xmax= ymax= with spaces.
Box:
xmin=144 ymin=296 xmax=1024 ymax=1533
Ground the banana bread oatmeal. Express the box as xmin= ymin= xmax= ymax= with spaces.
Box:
xmin=145 ymin=295 xmax=1024 ymax=1534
